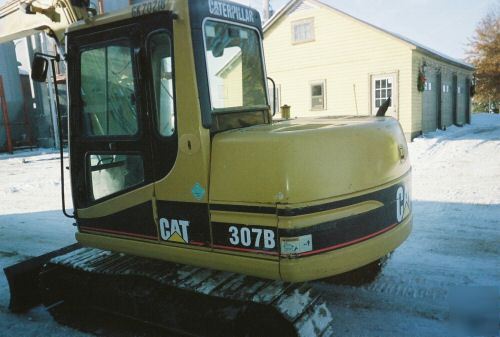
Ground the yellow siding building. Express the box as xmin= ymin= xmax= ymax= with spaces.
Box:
xmin=263 ymin=0 xmax=474 ymax=140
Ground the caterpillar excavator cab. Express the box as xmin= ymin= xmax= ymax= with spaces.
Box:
xmin=1 ymin=1 xmax=412 ymax=336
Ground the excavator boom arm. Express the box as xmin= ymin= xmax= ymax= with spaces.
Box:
xmin=0 ymin=0 xmax=89 ymax=44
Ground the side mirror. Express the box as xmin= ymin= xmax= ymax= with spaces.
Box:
xmin=31 ymin=55 xmax=49 ymax=82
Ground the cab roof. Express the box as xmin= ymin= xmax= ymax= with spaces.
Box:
xmin=66 ymin=0 xmax=263 ymax=34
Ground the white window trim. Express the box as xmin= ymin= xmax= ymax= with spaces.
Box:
xmin=291 ymin=18 xmax=315 ymax=44
xmin=310 ymin=79 xmax=326 ymax=111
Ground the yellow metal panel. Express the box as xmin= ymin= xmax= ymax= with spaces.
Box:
xmin=152 ymin=0 xmax=212 ymax=204
xmin=67 ymin=1 xmax=177 ymax=34
xmin=77 ymin=184 xmax=155 ymax=218
xmin=211 ymin=210 xmax=277 ymax=227
xmin=210 ymin=116 xmax=410 ymax=205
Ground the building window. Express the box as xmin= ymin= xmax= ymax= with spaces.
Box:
xmin=374 ymin=77 xmax=392 ymax=108
xmin=371 ymin=73 xmax=397 ymax=117
xmin=291 ymin=18 xmax=314 ymax=44
xmin=310 ymin=80 xmax=326 ymax=110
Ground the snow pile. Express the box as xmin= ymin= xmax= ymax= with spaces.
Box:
xmin=410 ymin=113 xmax=500 ymax=205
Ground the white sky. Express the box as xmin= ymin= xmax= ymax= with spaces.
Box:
xmin=236 ymin=0 xmax=498 ymax=61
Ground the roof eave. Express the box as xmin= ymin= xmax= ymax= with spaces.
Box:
xmin=263 ymin=0 xmax=299 ymax=32
xmin=414 ymin=46 xmax=475 ymax=71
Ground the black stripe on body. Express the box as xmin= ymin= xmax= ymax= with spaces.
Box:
xmin=78 ymin=202 xmax=157 ymax=239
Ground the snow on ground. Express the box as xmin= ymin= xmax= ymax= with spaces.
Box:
xmin=0 ymin=114 xmax=499 ymax=337
xmin=0 ymin=150 xmax=86 ymax=337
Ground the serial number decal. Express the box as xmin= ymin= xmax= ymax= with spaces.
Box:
xmin=228 ymin=225 xmax=276 ymax=249
xmin=212 ymin=223 xmax=277 ymax=254
xmin=280 ymin=234 xmax=313 ymax=255
xmin=208 ymin=0 xmax=256 ymax=23
xmin=132 ymin=0 xmax=166 ymax=17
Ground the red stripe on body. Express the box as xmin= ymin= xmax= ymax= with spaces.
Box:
xmin=79 ymin=226 xmax=158 ymax=240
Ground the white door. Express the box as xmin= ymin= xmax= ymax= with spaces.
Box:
xmin=371 ymin=74 xmax=398 ymax=118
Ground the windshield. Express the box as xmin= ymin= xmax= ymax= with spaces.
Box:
xmin=204 ymin=20 xmax=267 ymax=112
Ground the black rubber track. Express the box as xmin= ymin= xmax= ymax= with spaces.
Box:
xmin=39 ymin=248 xmax=334 ymax=337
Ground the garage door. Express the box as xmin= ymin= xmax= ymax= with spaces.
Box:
xmin=422 ymin=71 xmax=438 ymax=133
xmin=465 ymin=78 xmax=471 ymax=124
xmin=441 ymin=73 xmax=453 ymax=127
xmin=457 ymin=77 xmax=467 ymax=125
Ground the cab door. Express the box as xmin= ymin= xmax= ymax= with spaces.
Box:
xmin=69 ymin=22 xmax=162 ymax=240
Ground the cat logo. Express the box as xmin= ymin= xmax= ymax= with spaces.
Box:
xmin=159 ymin=218 xmax=190 ymax=244
xmin=396 ymin=186 xmax=411 ymax=223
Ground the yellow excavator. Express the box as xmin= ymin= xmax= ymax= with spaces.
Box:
xmin=1 ymin=0 xmax=412 ymax=336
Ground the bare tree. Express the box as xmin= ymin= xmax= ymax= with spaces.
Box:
xmin=466 ymin=6 xmax=500 ymax=112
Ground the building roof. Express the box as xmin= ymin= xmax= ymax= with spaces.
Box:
xmin=264 ymin=0 xmax=474 ymax=71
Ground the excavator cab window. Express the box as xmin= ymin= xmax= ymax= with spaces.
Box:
xmin=80 ymin=40 xmax=138 ymax=136
xmin=69 ymin=15 xmax=176 ymax=208
xmin=78 ymin=39 xmax=145 ymax=201
xmin=204 ymin=20 xmax=267 ymax=113
xmin=149 ymin=31 xmax=175 ymax=137
xmin=88 ymin=153 xmax=144 ymax=200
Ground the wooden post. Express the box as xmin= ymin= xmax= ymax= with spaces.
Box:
xmin=0 ymin=76 xmax=13 ymax=153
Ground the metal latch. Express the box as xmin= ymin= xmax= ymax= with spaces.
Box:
xmin=398 ymin=145 xmax=406 ymax=160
